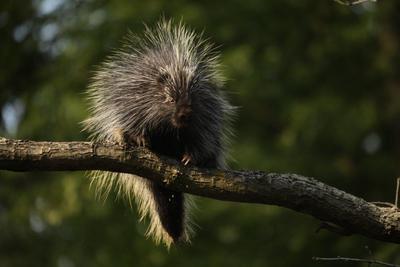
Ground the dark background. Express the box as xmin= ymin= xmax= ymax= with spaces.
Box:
xmin=1 ymin=0 xmax=400 ymax=266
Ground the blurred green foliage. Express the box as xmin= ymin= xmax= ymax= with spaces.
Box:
xmin=1 ymin=0 xmax=400 ymax=266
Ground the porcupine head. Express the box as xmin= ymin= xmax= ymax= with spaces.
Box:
xmin=82 ymin=19 xmax=234 ymax=248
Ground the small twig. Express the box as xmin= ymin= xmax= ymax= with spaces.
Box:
xmin=313 ymin=257 xmax=400 ymax=267
xmin=396 ymin=178 xmax=400 ymax=208
xmin=334 ymin=0 xmax=376 ymax=6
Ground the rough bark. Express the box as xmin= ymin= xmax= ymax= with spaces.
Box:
xmin=0 ymin=137 xmax=399 ymax=244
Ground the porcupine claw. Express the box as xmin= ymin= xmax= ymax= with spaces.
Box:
xmin=135 ymin=135 xmax=146 ymax=147
xmin=181 ymin=153 xmax=192 ymax=165
xmin=121 ymin=131 xmax=146 ymax=147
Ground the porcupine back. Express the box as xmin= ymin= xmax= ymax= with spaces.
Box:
xmin=82 ymin=20 xmax=235 ymax=247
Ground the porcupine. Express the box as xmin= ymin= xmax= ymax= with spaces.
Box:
xmin=82 ymin=20 xmax=234 ymax=247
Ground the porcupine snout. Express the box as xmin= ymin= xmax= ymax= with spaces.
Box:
xmin=172 ymin=99 xmax=192 ymax=128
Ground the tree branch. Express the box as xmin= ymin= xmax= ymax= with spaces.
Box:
xmin=1 ymin=137 xmax=400 ymax=244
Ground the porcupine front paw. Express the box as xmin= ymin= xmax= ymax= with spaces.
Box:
xmin=113 ymin=128 xmax=126 ymax=145
xmin=133 ymin=135 xmax=147 ymax=147
xmin=113 ymin=128 xmax=147 ymax=147
xmin=125 ymin=132 xmax=148 ymax=147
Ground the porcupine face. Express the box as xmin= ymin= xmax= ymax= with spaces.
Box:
xmin=156 ymin=68 xmax=196 ymax=129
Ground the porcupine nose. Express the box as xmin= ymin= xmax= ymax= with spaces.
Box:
xmin=173 ymin=104 xmax=192 ymax=128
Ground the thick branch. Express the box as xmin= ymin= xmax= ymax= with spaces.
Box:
xmin=1 ymin=137 xmax=400 ymax=244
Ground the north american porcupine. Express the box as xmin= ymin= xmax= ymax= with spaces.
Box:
xmin=82 ymin=20 xmax=235 ymax=247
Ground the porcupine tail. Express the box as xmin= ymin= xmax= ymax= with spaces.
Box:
xmin=90 ymin=170 xmax=193 ymax=248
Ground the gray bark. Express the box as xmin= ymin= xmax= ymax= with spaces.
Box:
xmin=1 ymin=137 xmax=399 ymax=244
